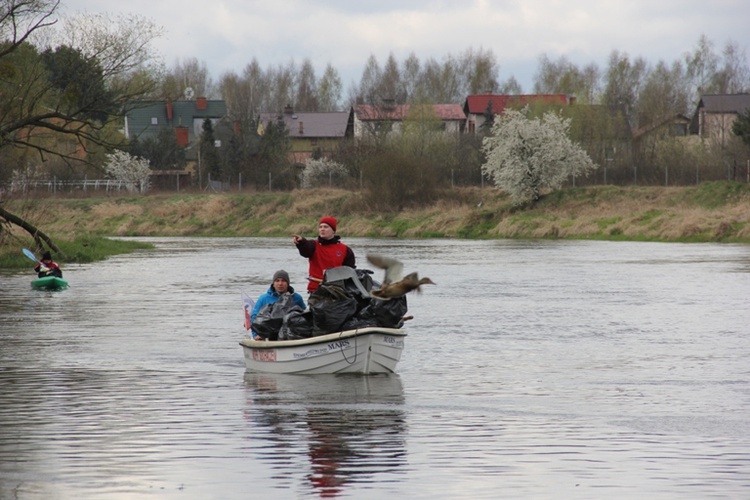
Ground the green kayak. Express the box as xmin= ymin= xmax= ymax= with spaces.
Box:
xmin=31 ymin=276 xmax=69 ymax=291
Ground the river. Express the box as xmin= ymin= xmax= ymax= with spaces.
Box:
xmin=1 ymin=237 xmax=749 ymax=499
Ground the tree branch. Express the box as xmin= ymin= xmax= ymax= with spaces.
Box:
xmin=0 ymin=205 xmax=61 ymax=253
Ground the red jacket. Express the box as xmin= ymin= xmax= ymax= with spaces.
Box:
xmin=296 ymin=236 xmax=355 ymax=291
xmin=35 ymin=259 xmax=62 ymax=278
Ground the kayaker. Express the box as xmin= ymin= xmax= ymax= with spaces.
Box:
xmin=250 ymin=270 xmax=306 ymax=340
xmin=34 ymin=251 xmax=63 ymax=278
xmin=292 ymin=216 xmax=356 ymax=293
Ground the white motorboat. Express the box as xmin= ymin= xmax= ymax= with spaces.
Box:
xmin=239 ymin=327 xmax=407 ymax=375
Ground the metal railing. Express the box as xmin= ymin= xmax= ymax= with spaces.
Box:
xmin=2 ymin=178 xmax=131 ymax=194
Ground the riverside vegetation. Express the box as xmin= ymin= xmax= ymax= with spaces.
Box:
xmin=2 ymin=182 xmax=749 ymax=267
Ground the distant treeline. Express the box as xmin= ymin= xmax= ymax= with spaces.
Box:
xmin=166 ymin=35 xmax=749 ymax=129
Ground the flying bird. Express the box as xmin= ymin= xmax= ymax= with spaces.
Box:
xmin=366 ymin=254 xmax=435 ymax=300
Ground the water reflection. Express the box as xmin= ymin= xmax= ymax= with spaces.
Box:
xmin=2 ymin=237 xmax=749 ymax=498
xmin=243 ymin=373 xmax=406 ymax=497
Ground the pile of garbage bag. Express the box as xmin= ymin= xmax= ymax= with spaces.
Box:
xmin=253 ymin=267 xmax=408 ymax=341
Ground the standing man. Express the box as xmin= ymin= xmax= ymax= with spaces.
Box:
xmin=292 ymin=216 xmax=356 ymax=293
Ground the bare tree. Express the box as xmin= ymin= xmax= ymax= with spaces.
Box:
xmin=0 ymin=1 xmax=164 ymax=249
xmin=533 ymin=54 xmax=600 ymax=103
xmin=684 ymin=34 xmax=720 ymax=102
xmin=603 ymin=50 xmax=647 ymax=126
xmin=636 ymin=60 xmax=690 ymax=125
xmin=401 ymin=52 xmax=421 ymax=102
xmin=163 ymin=56 xmax=215 ymax=99
xmin=219 ymin=58 xmax=269 ymax=127
xmin=267 ymin=60 xmax=297 ymax=113
xmin=498 ymin=75 xmax=523 ymax=94
xmin=713 ymin=39 xmax=750 ymax=94
xmin=463 ymin=46 xmax=500 ymax=95
xmin=379 ymin=53 xmax=404 ymax=102
xmin=419 ymin=55 xmax=462 ymax=103
xmin=354 ymin=54 xmax=382 ymax=104
xmin=317 ymin=63 xmax=343 ymax=111
xmin=295 ymin=58 xmax=318 ymax=111
xmin=353 ymin=52 xmax=406 ymax=104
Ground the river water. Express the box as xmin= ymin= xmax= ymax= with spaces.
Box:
xmin=1 ymin=237 xmax=749 ymax=499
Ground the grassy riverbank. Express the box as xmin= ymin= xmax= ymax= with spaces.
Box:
xmin=2 ymin=182 xmax=749 ymax=266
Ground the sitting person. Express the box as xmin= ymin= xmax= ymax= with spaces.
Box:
xmin=251 ymin=270 xmax=306 ymax=340
xmin=34 ymin=251 xmax=63 ymax=278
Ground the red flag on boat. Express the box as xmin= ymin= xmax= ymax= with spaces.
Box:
xmin=242 ymin=291 xmax=255 ymax=331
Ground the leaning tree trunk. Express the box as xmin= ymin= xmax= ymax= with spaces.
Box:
xmin=0 ymin=206 xmax=61 ymax=254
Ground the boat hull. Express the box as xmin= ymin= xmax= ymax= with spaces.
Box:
xmin=31 ymin=276 xmax=69 ymax=291
xmin=239 ymin=327 xmax=407 ymax=375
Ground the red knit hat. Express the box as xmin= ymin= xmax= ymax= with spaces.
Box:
xmin=319 ymin=216 xmax=337 ymax=232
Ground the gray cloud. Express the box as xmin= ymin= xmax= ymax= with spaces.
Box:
xmin=61 ymin=0 xmax=750 ymax=94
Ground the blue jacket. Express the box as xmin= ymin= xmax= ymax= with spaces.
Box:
xmin=251 ymin=285 xmax=306 ymax=324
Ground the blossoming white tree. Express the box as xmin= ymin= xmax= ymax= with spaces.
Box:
xmin=104 ymin=150 xmax=151 ymax=193
xmin=301 ymin=157 xmax=349 ymax=188
xmin=482 ymin=108 xmax=597 ymax=205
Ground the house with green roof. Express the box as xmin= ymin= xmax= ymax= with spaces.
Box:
xmin=124 ymin=97 xmax=228 ymax=152
xmin=123 ymin=97 xmax=229 ymax=188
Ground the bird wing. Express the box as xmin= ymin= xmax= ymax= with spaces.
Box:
xmin=366 ymin=254 xmax=404 ymax=284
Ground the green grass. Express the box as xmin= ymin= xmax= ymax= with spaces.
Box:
xmin=596 ymin=216 xmax=622 ymax=229
xmin=0 ymin=236 xmax=153 ymax=269
xmin=681 ymin=181 xmax=750 ymax=209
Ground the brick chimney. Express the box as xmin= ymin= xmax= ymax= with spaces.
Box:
xmin=175 ymin=126 xmax=189 ymax=147
xmin=196 ymin=97 xmax=207 ymax=110
xmin=298 ymin=121 xmax=304 ymax=134
xmin=166 ymin=99 xmax=173 ymax=120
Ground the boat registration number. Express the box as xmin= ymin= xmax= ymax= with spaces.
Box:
xmin=252 ymin=350 xmax=277 ymax=362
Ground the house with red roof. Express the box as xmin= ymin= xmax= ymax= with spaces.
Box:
xmin=352 ymin=103 xmax=466 ymax=140
xmin=463 ymin=94 xmax=575 ymax=133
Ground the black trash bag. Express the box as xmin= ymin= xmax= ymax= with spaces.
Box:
xmin=340 ymin=316 xmax=369 ymax=331
xmin=278 ymin=307 xmax=313 ymax=340
xmin=309 ymin=284 xmax=358 ymax=336
xmin=251 ymin=293 xmax=296 ymax=341
xmin=356 ymin=268 xmax=375 ymax=293
xmin=358 ymin=295 xmax=408 ymax=328
xmin=321 ymin=267 xmax=374 ymax=311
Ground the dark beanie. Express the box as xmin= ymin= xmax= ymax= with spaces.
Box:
xmin=272 ymin=269 xmax=290 ymax=284
xmin=42 ymin=251 xmax=52 ymax=260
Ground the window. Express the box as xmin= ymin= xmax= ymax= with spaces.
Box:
xmin=151 ymin=117 xmax=158 ymax=125
xmin=670 ymin=123 xmax=687 ymax=136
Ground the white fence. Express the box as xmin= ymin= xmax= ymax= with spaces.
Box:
xmin=3 ymin=178 xmax=133 ymax=194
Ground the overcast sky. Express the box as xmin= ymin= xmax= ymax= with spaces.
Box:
xmin=61 ymin=0 xmax=750 ymax=95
